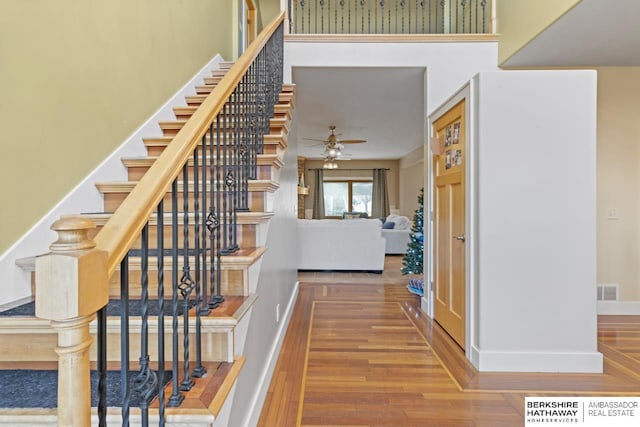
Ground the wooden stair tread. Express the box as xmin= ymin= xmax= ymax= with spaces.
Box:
xmin=0 ymin=295 xmax=257 ymax=332
xmin=122 ymin=153 xmax=282 ymax=169
xmin=0 ymin=358 xmax=244 ymax=422
xmin=77 ymin=211 xmax=274 ymax=227
xmin=95 ymin=179 xmax=280 ymax=193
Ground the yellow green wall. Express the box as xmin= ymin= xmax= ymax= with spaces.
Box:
xmin=258 ymin=0 xmax=282 ymax=30
xmin=0 ymin=0 xmax=232 ymax=254
xmin=496 ymin=0 xmax=581 ymax=65
xmin=596 ymin=67 xmax=640 ymax=301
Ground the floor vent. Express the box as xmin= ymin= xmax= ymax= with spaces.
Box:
xmin=597 ymin=283 xmax=619 ymax=301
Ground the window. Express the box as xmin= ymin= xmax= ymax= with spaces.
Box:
xmin=323 ymin=181 xmax=373 ymax=217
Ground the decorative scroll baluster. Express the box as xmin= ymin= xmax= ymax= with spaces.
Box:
xmin=367 ymin=0 xmax=371 ymax=33
xmin=461 ymin=0 xmax=466 ymax=33
xmin=97 ymin=305 xmax=107 ymax=427
xmin=209 ymin=116 xmax=224 ymax=308
xmin=481 ymin=0 xmax=486 ymax=33
xmin=168 ymin=179 xmax=184 ymax=407
xmin=320 ymin=0 xmax=325 ymax=33
xmin=178 ymin=165 xmax=195 ymax=392
xmin=193 ymin=148 xmax=207 ymax=378
xmin=359 ymin=0 xmax=365 ymax=33
xmin=157 ymin=201 xmax=166 ymax=426
xmin=421 ymin=0 xmax=425 ymax=33
xmin=328 ymin=0 xmax=332 ymax=33
xmin=300 ymin=0 xmax=306 ymax=32
xmin=120 ymin=254 xmax=131 ymax=423
xmin=199 ymin=134 xmax=209 ymax=314
xmin=395 ymin=0 xmax=398 ymax=33
xmin=440 ymin=0 xmax=445 ymax=33
xmin=341 ymin=0 xmax=345 ymax=33
xmin=400 ymin=0 xmax=405 ymax=33
xmin=134 ymin=223 xmax=158 ymax=427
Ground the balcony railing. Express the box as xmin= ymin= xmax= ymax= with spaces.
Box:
xmin=288 ymin=0 xmax=492 ymax=35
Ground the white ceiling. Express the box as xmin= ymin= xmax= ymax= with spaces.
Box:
xmin=292 ymin=67 xmax=425 ymax=161
xmin=502 ymin=0 xmax=640 ymax=67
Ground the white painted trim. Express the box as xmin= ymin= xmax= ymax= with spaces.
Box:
xmin=476 ymin=350 xmax=604 ymax=373
xmin=240 ymin=281 xmax=300 ymax=427
xmin=0 ymin=55 xmax=224 ymax=306
xmin=597 ymin=301 xmax=640 ymax=315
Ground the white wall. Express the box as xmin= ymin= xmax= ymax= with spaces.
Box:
xmin=471 ymin=70 xmax=601 ymax=372
xmin=228 ymin=108 xmax=299 ymax=427
xmin=284 ymin=41 xmax=500 ymax=116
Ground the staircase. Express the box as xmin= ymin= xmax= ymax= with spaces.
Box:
xmin=0 ymin=14 xmax=292 ymax=427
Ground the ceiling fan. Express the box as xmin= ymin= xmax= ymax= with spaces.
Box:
xmin=303 ymin=125 xmax=367 ymax=147
xmin=303 ymin=125 xmax=366 ymax=168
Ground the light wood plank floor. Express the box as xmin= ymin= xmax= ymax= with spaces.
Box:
xmin=258 ymin=257 xmax=640 ymax=426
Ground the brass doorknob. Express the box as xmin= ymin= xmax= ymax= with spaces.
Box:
xmin=453 ymin=234 xmax=466 ymax=242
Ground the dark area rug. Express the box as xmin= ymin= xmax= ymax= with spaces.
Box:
xmin=0 ymin=299 xmax=195 ymax=317
xmin=0 ymin=369 xmax=172 ymax=408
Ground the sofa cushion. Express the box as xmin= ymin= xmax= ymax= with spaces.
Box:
xmin=385 ymin=215 xmax=411 ymax=230
xmin=382 ymin=221 xmax=395 ymax=229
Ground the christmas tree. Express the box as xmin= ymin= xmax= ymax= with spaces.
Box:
xmin=401 ymin=188 xmax=424 ymax=279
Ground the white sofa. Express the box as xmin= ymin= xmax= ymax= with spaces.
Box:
xmin=297 ymin=218 xmax=385 ymax=272
xmin=381 ymin=214 xmax=413 ymax=254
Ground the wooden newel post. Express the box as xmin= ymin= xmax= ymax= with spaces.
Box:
xmin=35 ymin=216 xmax=108 ymax=427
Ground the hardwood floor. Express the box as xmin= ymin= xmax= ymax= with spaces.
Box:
xmin=258 ymin=257 xmax=640 ymax=426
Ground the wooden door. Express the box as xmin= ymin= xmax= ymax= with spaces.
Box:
xmin=432 ymin=100 xmax=466 ymax=349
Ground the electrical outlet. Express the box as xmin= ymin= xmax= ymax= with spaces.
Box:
xmin=607 ymin=208 xmax=619 ymax=220
xmin=276 ymin=303 xmax=280 ymax=322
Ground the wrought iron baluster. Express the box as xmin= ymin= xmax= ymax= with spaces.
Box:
xmin=120 ymin=254 xmax=131 ymax=423
xmin=481 ymin=0 xmax=486 ymax=33
xmin=294 ymin=0 xmax=299 ymax=33
xmin=359 ymin=0 xmax=364 ymax=33
xmin=461 ymin=0 xmax=466 ymax=33
xmin=428 ymin=0 xmax=432 ymax=32
xmin=455 ymin=0 xmax=458 ymax=33
xmin=340 ymin=0 xmax=345 ymax=33
xmin=157 ymin=201 xmax=166 ymax=426
xmin=320 ymin=0 xmax=325 ymax=33
xmin=475 ymin=0 xmax=478 ymax=33
xmin=134 ymin=223 xmax=158 ymax=427
xmin=300 ymin=0 xmax=306 ymax=32
xmin=421 ymin=0 xmax=425 ymax=33
xmin=440 ymin=0 xmax=445 ymax=33
xmin=97 ymin=305 xmax=107 ymax=427
xmin=213 ymin=115 xmax=225 ymax=307
xmin=200 ymin=133 xmax=210 ymax=315
xmin=315 ymin=0 xmax=318 ymax=32
xmin=328 ymin=0 xmax=332 ymax=33
xmin=308 ymin=0 xmax=311 ymax=32
xmin=395 ymin=0 xmax=398 ymax=33
xmin=208 ymin=120 xmax=222 ymax=309
xmin=167 ymin=179 xmax=184 ymax=407
xmin=367 ymin=0 xmax=371 ymax=33
xmin=400 ymin=0 xmax=405 ymax=33
xmin=193 ymin=148 xmax=207 ymax=378
xmin=178 ymin=165 xmax=195 ymax=392
xmin=240 ymin=74 xmax=250 ymax=212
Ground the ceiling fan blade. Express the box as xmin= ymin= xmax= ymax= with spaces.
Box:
xmin=339 ymin=139 xmax=367 ymax=144
xmin=302 ymin=137 xmax=329 ymax=143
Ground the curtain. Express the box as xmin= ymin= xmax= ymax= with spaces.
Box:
xmin=312 ymin=169 xmax=325 ymax=219
xmin=371 ymin=168 xmax=390 ymax=218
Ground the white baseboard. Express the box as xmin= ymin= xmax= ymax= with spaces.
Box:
xmin=0 ymin=54 xmax=224 ymax=307
xmin=475 ymin=350 xmax=603 ymax=373
xmin=597 ymin=301 xmax=640 ymax=315
xmin=240 ymin=281 xmax=300 ymax=427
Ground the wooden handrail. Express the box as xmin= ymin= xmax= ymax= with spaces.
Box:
xmin=94 ymin=12 xmax=285 ymax=277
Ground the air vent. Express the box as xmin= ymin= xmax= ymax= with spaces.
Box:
xmin=597 ymin=283 xmax=619 ymax=301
